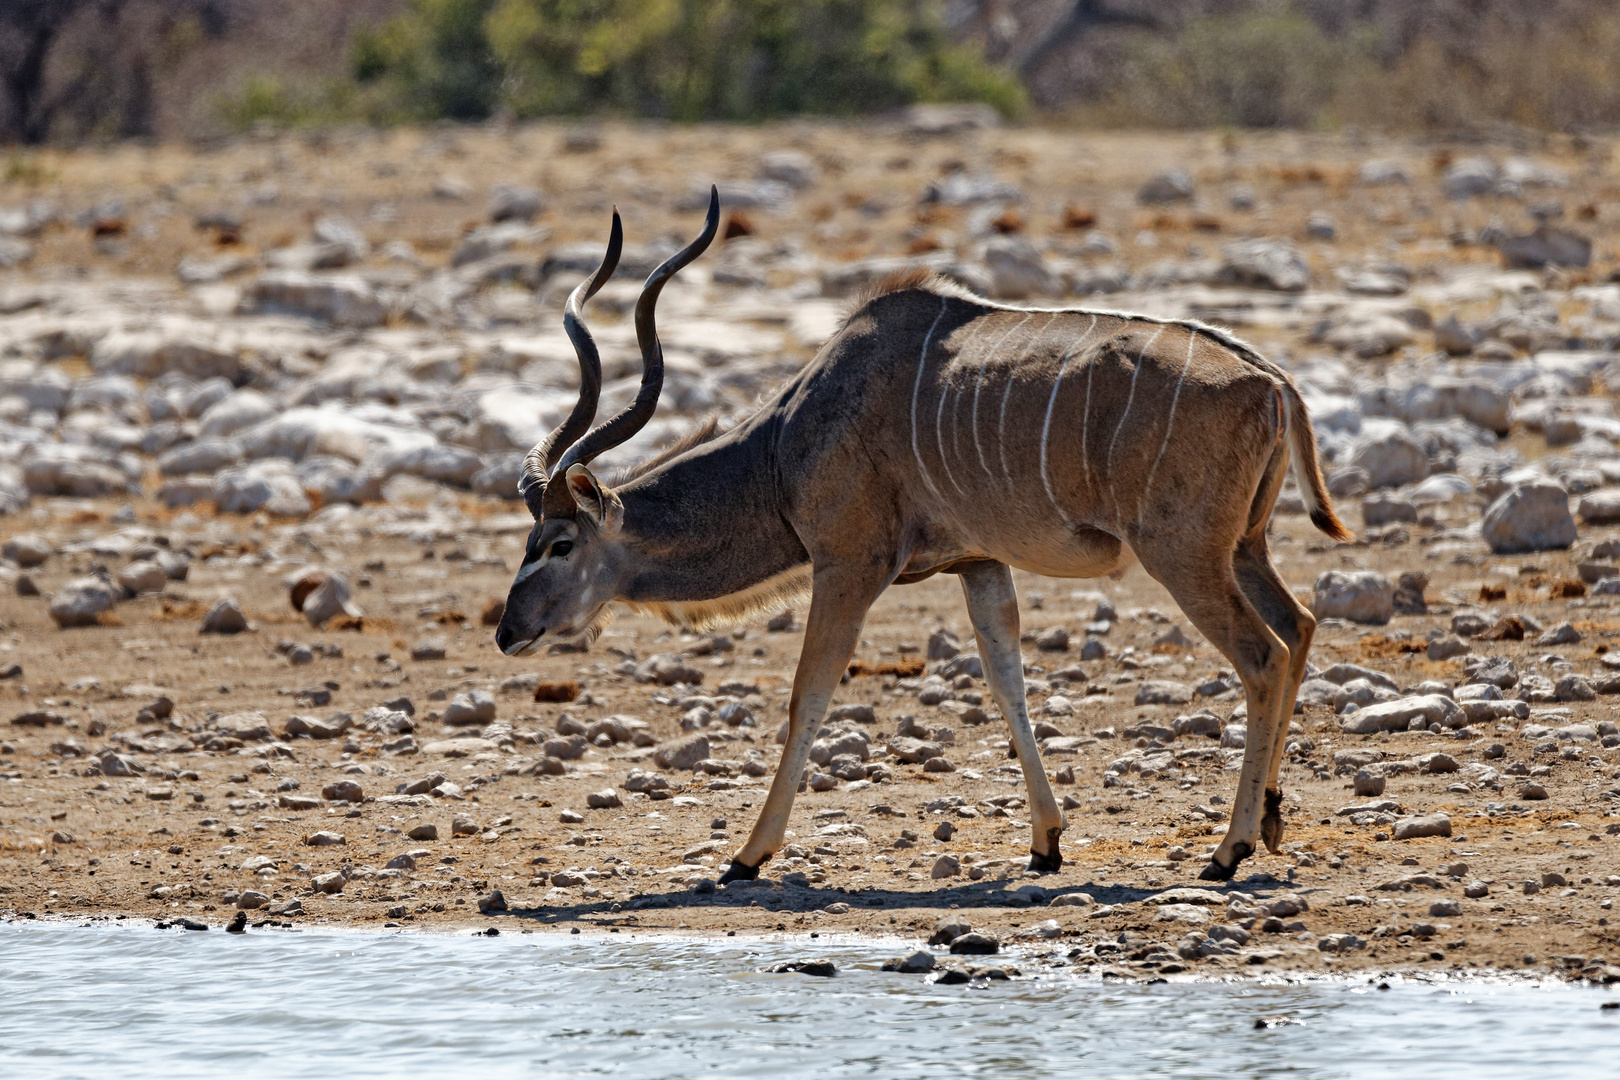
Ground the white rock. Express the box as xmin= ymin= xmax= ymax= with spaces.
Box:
xmin=1339 ymin=694 xmax=1464 ymax=735
xmin=1577 ymin=489 xmax=1620 ymax=525
xmin=1326 ymin=313 xmax=1414 ymax=358
xmin=238 ymin=404 xmax=435 ymax=464
xmin=0 ymin=463 xmax=26 ymax=515
xmin=1349 ymin=425 xmax=1429 ymax=489
xmin=117 ymin=560 xmax=168 ymax=596
xmin=373 ymin=443 xmax=484 ymax=489
xmin=757 ymin=150 xmax=819 ymax=190
xmin=1219 ymin=238 xmax=1308 ymax=291
xmin=238 ymin=271 xmax=386 ymax=327
xmin=1482 ymin=482 xmax=1576 ymax=554
xmin=198 ymin=390 xmax=277 ymax=438
xmin=90 ymin=329 xmax=242 ymax=381
xmin=48 ymin=576 xmax=119 ymax=627
xmin=1 ymin=532 xmax=50 ymax=566
xmin=157 ymin=437 xmax=243 ymax=476
xmin=22 ymin=444 xmax=135 ymax=497
xmin=981 ymin=236 xmax=1057 ymax=299
xmin=295 ymin=456 xmax=381 ymax=504
xmin=301 ymin=574 xmax=361 ymax=626
xmin=1311 ymin=570 xmax=1394 ymax=625
xmin=214 ymin=460 xmax=311 ymax=517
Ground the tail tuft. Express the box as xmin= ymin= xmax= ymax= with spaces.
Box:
xmin=1282 ymin=382 xmax=1354 ymax=543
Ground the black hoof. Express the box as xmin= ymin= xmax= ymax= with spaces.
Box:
xmin=717 ymin=858 xmax=761 ymax=885
xmin=1027 ymin=828 xmax=1064 ymax=874
xmin=1198 ymin=841 xmax=1253 ymax=882
xmin=1027 ymin=848 xmax=1063 ymax=874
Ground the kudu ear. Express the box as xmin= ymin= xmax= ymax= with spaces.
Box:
xmin=564 ymin=465 xmax=624 ymax=537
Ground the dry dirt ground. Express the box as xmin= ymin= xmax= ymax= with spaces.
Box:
xmin=2 ymin=504 xmax=1618 ymax=983
xmin=1 ymin=121 xmax=1619 ymax=984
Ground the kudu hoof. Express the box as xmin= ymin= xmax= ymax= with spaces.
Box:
xmin=1027 ymin=828 xmax=1064 ymax=874
xmin=717 ymin=858 xmax=761 ymax=885
xmin=1198 ymin=841 xmax=1254 ymax=882
xmin=1027 ymin=848 xmax=1063 ymax=874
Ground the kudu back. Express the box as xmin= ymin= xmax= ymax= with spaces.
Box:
xmin=497 ymin=194 xmax=1351 ymax=885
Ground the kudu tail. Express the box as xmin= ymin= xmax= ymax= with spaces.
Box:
xmin=1280 ymin=380 xmax=1354 ymax=542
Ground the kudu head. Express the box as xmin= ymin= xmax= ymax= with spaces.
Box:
xmin=494 ymin=189 xmax=720 ymax=656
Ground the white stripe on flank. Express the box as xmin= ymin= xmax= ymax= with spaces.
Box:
xmin=910 ymin=297 xmax=951 ymax=503
xmin=936 ymin=319 xmax=985 ymax=497
xmin=946 ymin=318 xmax=991 ymax=484
xmin=1105 ymin=324 xmax=1165 ymax=482
xmin=972 ymin=312 xmax=1031 ymax=478
xmin=1039 ymin=314 xmax=1098 ymax=522
xmin=1080 ymin=329 xmax=1097 ymax=491
xmin=1138 ymin=330 xmax=1198 ymax=524
xmin=999 ymin=313 xmax=1061 ymax=484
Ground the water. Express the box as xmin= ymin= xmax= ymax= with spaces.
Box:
xmin=0 ymin=923 xmax=1614 ymax=1080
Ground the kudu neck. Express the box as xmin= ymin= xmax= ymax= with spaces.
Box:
xmin=612 ymin=422 xmax=806 ymax=605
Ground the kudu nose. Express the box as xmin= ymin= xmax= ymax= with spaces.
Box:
xmin=494 ymin=625 xmax=515 ymax=653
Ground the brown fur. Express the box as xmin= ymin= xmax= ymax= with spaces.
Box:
xmin=503 ymin=229 xmax=1351 ymax=888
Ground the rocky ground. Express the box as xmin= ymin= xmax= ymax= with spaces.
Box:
xmin=2 ymin=114 xmax=1620 ymax=985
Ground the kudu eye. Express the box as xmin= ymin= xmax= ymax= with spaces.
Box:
xmin=549 ymin=539 xmax=574 ymax=559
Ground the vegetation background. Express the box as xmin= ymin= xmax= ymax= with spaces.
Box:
xmin=3 ymin=0 xmax=1620 ymax=144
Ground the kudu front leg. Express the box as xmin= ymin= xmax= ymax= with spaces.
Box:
xmin=959 ymin=562 xmax=1067 ymax=872
xmin=720 ymin=570 xmax=881 ymax=884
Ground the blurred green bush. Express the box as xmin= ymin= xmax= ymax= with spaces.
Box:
xmin=344 ymin=0 xmax=1024 ymax=124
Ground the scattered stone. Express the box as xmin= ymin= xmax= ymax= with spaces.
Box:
xmin=1392 ymin=813 xmax=1452 ymax=841
xmin=48 ymin=576 xmax=119 ymax=628
xmin=1339 ymin=695 xmax=1464 ymax=735
xmin=929 ymin=915 xmax=971 ymax=946
xmin=948 ymin=932 xmax=1000 ymax=955
xmin=411 ymin=638 xmax=448 ymax=662
xmin=1 ymin=534 xmax=51 ymax=567
xmin=1482 ymin=483 xmax=1576 ymax=554
xmin=310 ymin=871 xmax=346 ymax=894
xmin=1134 ymin=681 xmax=1193 ymax=706
xmin=882 ymin=949 xmax=936 ymax=973
xmin=1311 ymin=570 xmax=1395 ymax=625
xmin=654 ymin=733 xmax=711 ymax=771
xmin=200 ymin=598 xmax=248 ymax=635
xmin=441 ymin=690 xmax=497 ymax=727
xmin=1138 ymin=170 xmax=1194 ymax=204
xmin=300 ymin=573 xmax=361 ymax=627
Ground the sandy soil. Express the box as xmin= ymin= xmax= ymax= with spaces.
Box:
xmin=1 ymin=506 xmax=1616 ymax=982
xmin=2 ymin=121 xmax=1619 ymax=983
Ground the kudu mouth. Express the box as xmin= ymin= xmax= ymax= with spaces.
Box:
xmin=498 ymin=629 xmax=543 ymax=657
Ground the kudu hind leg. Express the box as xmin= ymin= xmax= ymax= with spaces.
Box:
xmin=959 ymin=562 xmax=1066 ymax=872
xmin=1151 ymin=570 xmax=1290 ymax=882
xmin=721 ymin=570 xmax=881 ymax=883
xmin=1235 ymin=544 xmax=1316 ymax=855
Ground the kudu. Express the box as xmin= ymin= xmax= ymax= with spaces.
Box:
xmin=497 ymin=189 xmax=1352 ymax=884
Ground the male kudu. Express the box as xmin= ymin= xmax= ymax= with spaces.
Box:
xmin=496 ymin=190 xmax=1352 ymax=884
